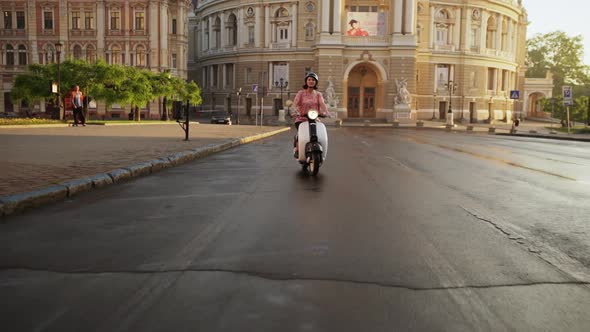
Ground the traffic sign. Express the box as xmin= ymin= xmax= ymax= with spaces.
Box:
xmin=562 ymin=86 xmax=573 ymax=104
xmin=509 ymin=90 xmax=520 ymax=99
xmin=252 ymin=84 xmax=258 ymax=92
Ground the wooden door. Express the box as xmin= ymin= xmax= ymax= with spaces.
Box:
xmin=246 ymin=98 xmax=252 ymax=117
xmin=363 ymin=87 xmax=376 ymax=118
xmin=439 ymin=101 xmax=447 ymax=119
xmin=348 ymin=87 xmax=360 ymax=118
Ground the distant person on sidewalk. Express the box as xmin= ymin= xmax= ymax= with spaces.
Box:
xmin=71 ymin=85 xmax=86 ymax=126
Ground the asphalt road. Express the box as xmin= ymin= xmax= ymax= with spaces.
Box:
xmin=1 ymin=128 xmax=590 ymax=331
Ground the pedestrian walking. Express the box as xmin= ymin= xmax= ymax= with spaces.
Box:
xmin=71 ymin=85 xmax=86 ymax=126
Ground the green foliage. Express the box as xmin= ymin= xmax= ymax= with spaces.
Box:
xmin=10 ymin=60 xmax=202 ymax=115
xmin=0 ymin=118 xmax=63 ymax=126
xmin=11 ymin=64 xmax=54 ymax=103
xmin=526 ymin=31 xmax=590 ymax=96
xmin=540 ymin=95 xmax=589 ymax=124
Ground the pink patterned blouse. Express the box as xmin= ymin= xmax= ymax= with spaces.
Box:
xmin=292 ymin=89 xmax=328 ymax=123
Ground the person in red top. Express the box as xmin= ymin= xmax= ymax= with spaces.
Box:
xmin=291 ymin=72 xmax=329 ymax=157
xmin=71 ymin=85 xmax=86 ymax=126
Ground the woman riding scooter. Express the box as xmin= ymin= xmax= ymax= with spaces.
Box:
xmin=291 ymin=72 xmax=329 ymax=158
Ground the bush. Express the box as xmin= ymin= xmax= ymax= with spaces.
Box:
xmin=0 ymin=118 xmax=65 ymax=126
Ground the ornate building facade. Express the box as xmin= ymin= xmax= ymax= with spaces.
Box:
xmin=188 ymin=0 xmax=529 ymax=122
xmin=0 ymin=0 xmax=190 ymax=118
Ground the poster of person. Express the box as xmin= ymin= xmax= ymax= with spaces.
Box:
xmin=346 ymin=12 xmax=386 ymax=36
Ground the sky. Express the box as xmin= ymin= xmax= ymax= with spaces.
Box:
xmin=522 ymin=0 xmax=590 ymax=65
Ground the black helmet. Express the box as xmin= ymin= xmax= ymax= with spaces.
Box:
xmin=305 ymin=72 xmax=319 ymax=83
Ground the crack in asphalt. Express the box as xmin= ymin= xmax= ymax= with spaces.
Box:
xmin=460 ymin=206 xmax=525 ymax=240
xmin=1 ymin=266 xmax=589 ymax=291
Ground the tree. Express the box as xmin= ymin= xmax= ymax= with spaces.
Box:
xmin=11 ymin=60 xmax=201 ymax=121
xmin=526 ymin=31 xmax=590 ymax=96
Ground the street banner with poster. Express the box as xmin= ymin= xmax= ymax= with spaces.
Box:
xmin=346 ymin=12 xmax=386 ymax=36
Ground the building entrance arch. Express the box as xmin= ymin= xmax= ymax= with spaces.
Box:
xmin=343 ymin=61 xmax=386 ymax=119
xmin=526 ymin=92 xmax=548 ymax=118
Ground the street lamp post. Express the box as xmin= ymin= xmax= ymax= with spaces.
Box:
xmin=444 ymin=80 xmax=458 ymax=126
xmin=55 ymin=42 xmax=63 ymax=120
xmin=488 ymin=96 xmax=494 ymax=124
xmin=236 ymin=87 xmax=242 ymax=125
xmin=432 ymin=92 xmax=437 ymax=120
xmin=274 ymin=78 xmax=288 ymax=111
xmin=161 ymin=72 xmax=171 ymax=121
xmin=550 ymin=97 xmax=557 ymax=134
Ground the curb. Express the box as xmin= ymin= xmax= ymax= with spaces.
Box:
xmin=496 ymin=132 xmax=590 ymax=142
xmin=0 ymin=127 xmax=290 ymax=218
xmin=339 ymin=122 xmax=590 ymax=141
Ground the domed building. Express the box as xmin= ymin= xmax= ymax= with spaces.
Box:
xmin=188 ymin=0 xmax=529 ymax=123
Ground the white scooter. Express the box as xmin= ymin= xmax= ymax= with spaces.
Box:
xmin=294 ymin=109 xmax=329 ymax=176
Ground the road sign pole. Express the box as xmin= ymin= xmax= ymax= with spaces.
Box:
xmin=566 ymin=106 xmax=571 ymax=134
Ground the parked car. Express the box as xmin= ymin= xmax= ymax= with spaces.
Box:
xmin=210 ymin=111 xmax=232 ymax=125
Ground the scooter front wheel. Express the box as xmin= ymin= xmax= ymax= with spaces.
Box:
xmin=309 ymin=151 xmax=321 ymax=176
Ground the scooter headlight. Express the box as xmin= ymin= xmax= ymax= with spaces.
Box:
xmin=307 ymin=109 xmax=319 ymax=120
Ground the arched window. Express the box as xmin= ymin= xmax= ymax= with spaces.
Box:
xmin=18 ymin=44 xmax=27 ymax=65
xmin=111 ymin=45 xmax=121 ymax=64
xmin=136 ymin=45 xmax=146 ymax=67
xmin=434 ymin=10 xmax=451 ymax=45
xmin=86 ymin=45 xmax=95 ymax=62
xmin=227 ymin=14 xmax=237 ymax=46
xmin=272 ymin=7 xmax=291 ymax=45
xmin=213 ymin=17 xmax=221 ymax=49
xmin=6 ymin=45 xmax=14 ymax=66
xmin=73 ymin=45 xmax=82 ymax=60
xmin=305 ymin=22 xmax=315 ymax=41
xmin=501 ymin=19 xmax=508 ymax=51
xmin=203 ymin=19 xmax=209 ymax=50
xmin=486 ymin=16 xmax=496 ymax=49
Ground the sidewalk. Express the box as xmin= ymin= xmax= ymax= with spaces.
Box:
xmin=0 ymin=123 xmax=290 ymax=217
xmin=335 ymin=117 xmax=590 ymax=142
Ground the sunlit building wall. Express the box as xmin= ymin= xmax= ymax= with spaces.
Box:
xmin=0 ymin=0 xmax=190 ymax=119
xmin=188 ymin=0 xmax=528 ymax=122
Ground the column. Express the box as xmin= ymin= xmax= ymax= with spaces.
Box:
xmin=430 ymin=5 xmax=435 ymax=48
xmin=394 ymin=0 xmax=403 ymax=34
xmin=202 ymin=19 xmax=207 ymax=50
xmin=494 ymin=68 xmax=498 ymax=93
xmin=237 ymin=8 xmax=244 ymax=47
xmin=453 ymin=7 xmax=460 ymax=50
xmin=208 ymin=16 xmax=213 ymax=50
xmin=160 ymin=1 xmax=168 ymax=68
xmin=222 ymin=64 xmax=227 ymax=87
xmin=291 ymin=3 xmax=298 ymax=47
xmin=28 ymin=0 xmax=38 ymax=63
xmin=264 ymin=6 xmax=270 ymax=48
xmin=98 ymin=0 xmax=106 ymax=58
xmin=480 ymin=11 xmax=488 ymax=51
xmin=495 ymin=14 xmax=503 ymax=51
xmin=220 ymin=13 xmax=226 ymax=48
xmin=255 ymin=7 xmax=262 ymax=47
xmin=124 ymin=0 xmax=130 ymax=65
xmin=333 ymin=0 xmax=341 ymax=33
xmin=404 ymin=0 xmax=416 ymax=35
xmin=506 ymin=19 xmax=513 ymax=53
xmin=59 ymin=0 xmax=67 ymax=46
xmin=321 ymin=0 xmax=330 ymax=33
xmin=463 ymin=9 xmax=471 ymax=51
